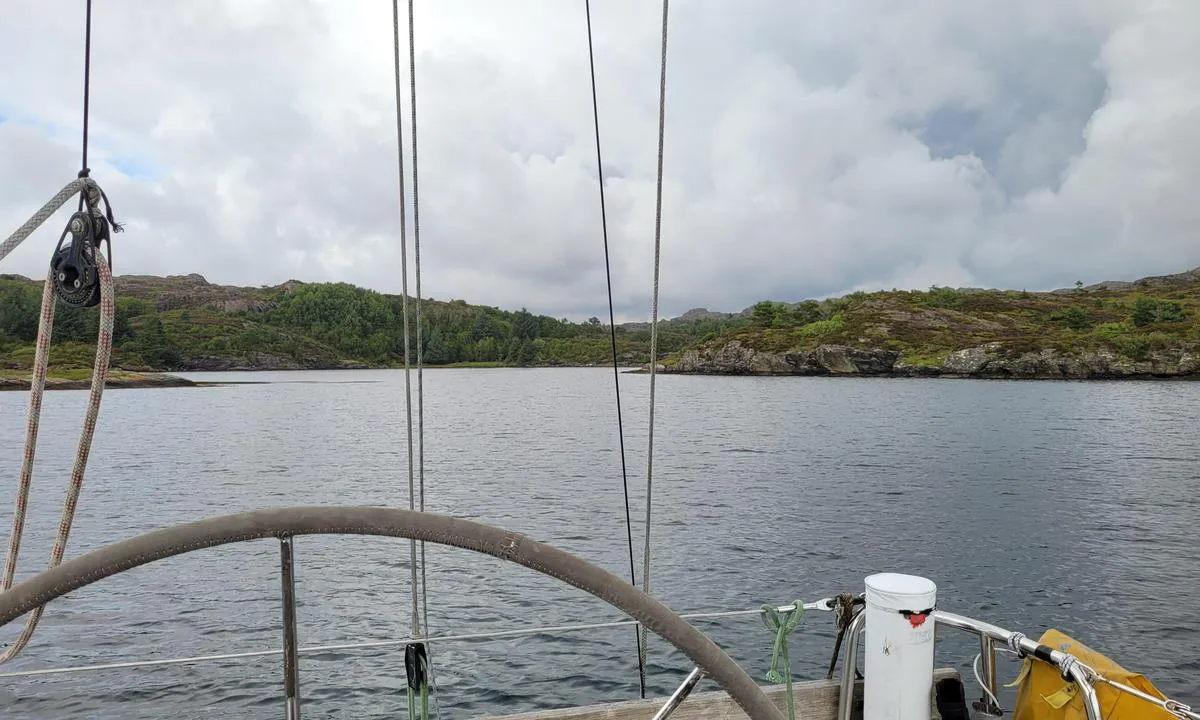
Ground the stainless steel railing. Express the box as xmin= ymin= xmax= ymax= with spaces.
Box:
xmin=6 ymin=551 xmax=1196 ymax=720
xmin=834 ymin=607 xmax=1198 ymax=720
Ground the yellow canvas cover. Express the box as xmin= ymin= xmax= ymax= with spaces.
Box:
xmin=1011 ymin=628 xmax=1176 ymax=719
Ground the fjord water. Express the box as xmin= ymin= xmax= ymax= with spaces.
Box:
xmin=0 ymin=368 xmax=1196 ymax=718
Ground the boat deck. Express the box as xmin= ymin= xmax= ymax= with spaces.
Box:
xmin=481 ymin=667 xmax=961 ymax=720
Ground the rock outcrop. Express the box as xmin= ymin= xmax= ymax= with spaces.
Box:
xmin=668 ymin=341 xmax=901 ymax=375
xmin=662 ymin=340 xmax=1200 ymax=379
xmin=937 ymin=343 xmax=1200 ymax=379
xmin=180 ymin=354 xmax=364 ymax=371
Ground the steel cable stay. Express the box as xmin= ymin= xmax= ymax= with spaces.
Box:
xmin=640 ymin=0 xmax=671 ymax=694
xmin=390 ymin=0 xmax=437 ymax=717
xmin=581 ymin=0 xmax=646 ymax=699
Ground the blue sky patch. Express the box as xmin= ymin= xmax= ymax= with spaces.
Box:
xmin=108 ymin=154 xmax=160 ymax=182
xmin=0 ymin=102 xmax=160 ymax=181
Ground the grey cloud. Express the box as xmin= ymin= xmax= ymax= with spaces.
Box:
xmin=1 ymin=0 xmax=1197 ymax=322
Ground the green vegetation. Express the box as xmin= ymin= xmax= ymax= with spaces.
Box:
xmin=684 ymin=277 xmax=1200 ymax=368
xmin=3 ymin=267 xmax=1199 ymax=376
xmin=0 ymin=274 xmax=748 ymax=372
xmin=1131 ymin=297 xmax=1184 ymax=326
xmin=0 ymin=367 xmax=195 ymax=390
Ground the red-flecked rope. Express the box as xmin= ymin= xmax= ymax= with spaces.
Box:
xmin=0 ymin=181 xmax=115 ymax=663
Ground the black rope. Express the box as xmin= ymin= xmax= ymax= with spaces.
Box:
xmin=825 ymin=593 xmax=865 ymax=681
xmin=583 ymin=0 xmax=645 ymax=699
xmin=80 ymin=0 xmax=93 ymax=178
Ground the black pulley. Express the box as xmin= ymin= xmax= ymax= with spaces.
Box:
xmin=49 ymin=210 xmax=108 ymax=308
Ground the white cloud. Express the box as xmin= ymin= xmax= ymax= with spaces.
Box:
xmin=1 ymin=0 xmax=1197 ymax=321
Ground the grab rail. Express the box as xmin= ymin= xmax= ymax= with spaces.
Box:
xmin=836 ymin=610 xmax=1105 ymax=720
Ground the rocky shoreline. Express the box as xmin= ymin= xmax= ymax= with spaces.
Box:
xmin=653 ymin=340 xmax=1200 ymax=380
xmin=177 ymin=354 xmax=370 ymax=371
xmin=0 ymin=372 xmax=198 ymax=391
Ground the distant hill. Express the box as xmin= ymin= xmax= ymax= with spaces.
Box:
xmin=0 ymin=273 xmax=742 ymax=373
xmin=4 ymin=266 xmax=1200 ymax=379
xmin=658 ymin=267 xmax=1200 ymax=379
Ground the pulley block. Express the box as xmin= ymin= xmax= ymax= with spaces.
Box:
xmin=49 ymin=210 xmax=110 ymax=308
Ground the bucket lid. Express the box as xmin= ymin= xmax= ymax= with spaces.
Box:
xmin=864 ymin=573 xmax=937 ymax=611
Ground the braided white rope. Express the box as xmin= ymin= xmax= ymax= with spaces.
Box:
xmin=0 ymin=181 xmax=115 ymax=663
xmin=0 ymin=180 xmax=91 ymax=264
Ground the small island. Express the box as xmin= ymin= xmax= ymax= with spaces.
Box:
xmin=0 ymin=369 xmax=196 ymax=392
xmin=2 ymin=266 xmax=1199 ymax=382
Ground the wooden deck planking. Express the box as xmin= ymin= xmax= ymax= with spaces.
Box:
xmin=480 ymin=667 xmax=962 ymax=720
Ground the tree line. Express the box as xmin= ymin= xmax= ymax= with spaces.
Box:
xmin=0 ymin=278 xmax=746 ymax=371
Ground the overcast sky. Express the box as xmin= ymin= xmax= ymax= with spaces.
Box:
xmin=1 ymin=1 xmax=1197 ymax=321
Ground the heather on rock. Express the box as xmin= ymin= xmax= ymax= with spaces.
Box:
xmin=4 ymin=266 xmax=1200 ymax=380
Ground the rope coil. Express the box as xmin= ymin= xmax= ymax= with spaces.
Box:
xmin=760 ymin=600 xmax=805 ymax=720
xmin=1 ymin=180 xmax=118 ymax=663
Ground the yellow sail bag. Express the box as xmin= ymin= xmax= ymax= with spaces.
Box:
xmin=1011 ymin=628 xmax=1176 ymax=720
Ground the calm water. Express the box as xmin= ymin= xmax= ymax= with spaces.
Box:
xmin=0 ymin=368 xmax=1197 ymax=718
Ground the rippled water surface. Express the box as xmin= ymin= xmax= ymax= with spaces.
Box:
xmin=0 ymin=369 xmax=1197 ymax=718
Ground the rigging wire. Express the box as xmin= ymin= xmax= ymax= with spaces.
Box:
xmin=639 ymin=0 xmax=671 ymax=685
xmin=390 ymin=0 xmax=422 ymax=643
xmin=407 ymin=0 xmax=429 ymax=642
xmin=406 ymin=1 xmax=440 ymax=716
xmin=582 ymin=0 xmax=646 ymax=699
xmin=80 ymin=0 xmax=93 ymax=175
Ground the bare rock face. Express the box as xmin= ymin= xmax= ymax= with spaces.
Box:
xmin=814 ymin=345 xmax=899 ymax=374
xmin=180 ymin=354 xmax=360 ymax=371
xmin=112 ymin=273 xmax=275 ymax=314
xmin=940 ymin=344 xmax=1200 ymax=379
xmin=664 ymin=340 xmax=1200 ymax=379
xmin=669 ymin=341 xmax=900 ymax=375
xmin=942 ymin=343 xmax=1004 ymax=374
xmin=183 ymin=356 xmax=240 ymax=371
xmin=677 ymin=308 xmax=733 ymax=322
xmin=672 ymin=341 xmax=783 ymax=374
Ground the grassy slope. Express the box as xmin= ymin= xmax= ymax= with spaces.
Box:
xmin=2 ymin=314 xmax=347 ymax=370
xmin=0 ymin=273 xmax=719 ymax=372
xmin=4 ymin=267 xmax=1199 ymax=375
xmin=673 ymin=273 xmax=1200 ymax=367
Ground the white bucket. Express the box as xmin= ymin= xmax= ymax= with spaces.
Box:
xmin=863 ymin=573 xmax=937 ymax=720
